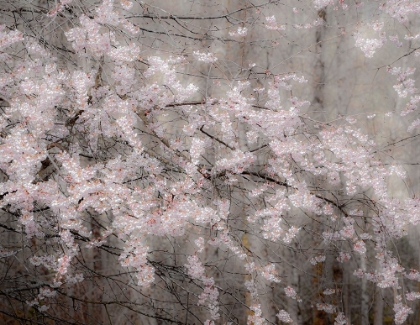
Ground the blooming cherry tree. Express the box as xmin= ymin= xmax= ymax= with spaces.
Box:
xmin=1 ymin=0 xmax=420 ymax=324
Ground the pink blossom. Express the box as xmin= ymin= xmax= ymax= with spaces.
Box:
xmin=277 ymin=310 xmax=293 ymax=323
xmin=406 ymin=292 xmax=420 ymax=301
xmin=265 ymin=16 xmax=286 ymax=31
xmin=316 ymin=303 xmax=336 ymax=314
xmin=229 ymin=27 xmax=248 ymax=37
xmin=57 ymin=255 xmax=70 ymax=275
xmin=334 ymin=312 xmax=347 ymax=325
xmin=337 ymin=252 xmax=351 ymax=263
xmin=323 ymin=288 xmax=336 ymax=295
xmin=310 ymin=255 xmax=326 ymax=265
xmin=394 ymin=303 xmax=413 ymax=325
xmin=353 ymin=240 xmax=366 ymax=255
xmin=193 ymin=51 xmax=218 ymax=63
xmin=285 ymin=286 xmax=301 ymax=301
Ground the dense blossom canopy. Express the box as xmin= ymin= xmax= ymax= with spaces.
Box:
xmin=1 ymin=0 xmax=420 ymax=324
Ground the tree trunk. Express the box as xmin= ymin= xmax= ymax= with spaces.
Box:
xmin=360 ymin=256 xmax=369 ymax=325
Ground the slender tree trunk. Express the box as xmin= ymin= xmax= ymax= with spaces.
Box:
xmin=360 ymin=256 xmax=369 ymax=325
xmin=290 ymin=262 xmax=301 ymax=324
xmin=343 ymin=264 xmax=351 ymax=324
xmin=373 ymin=287 xmax=383 ymax=325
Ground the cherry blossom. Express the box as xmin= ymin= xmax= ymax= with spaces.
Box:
xmin=1 ymin=0 xmax=420 ymax=324
xmin=277 ymin=310 xmax=293 ymax=323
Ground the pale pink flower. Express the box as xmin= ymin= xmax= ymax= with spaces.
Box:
xmin=277 ymin=310 xmax=293 ymax=323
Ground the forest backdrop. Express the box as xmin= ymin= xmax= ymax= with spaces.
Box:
xmin=1 ymin=0 xmax=420 ymax=324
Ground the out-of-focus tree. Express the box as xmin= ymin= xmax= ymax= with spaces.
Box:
xmin=1 ymin=1 xmax=420 ymax=324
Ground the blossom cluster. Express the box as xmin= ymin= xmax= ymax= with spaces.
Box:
xmin=1 ymin=1 xmax=420 ymax=324
xmin=185 ymin=255 xmax=220 ymax=321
